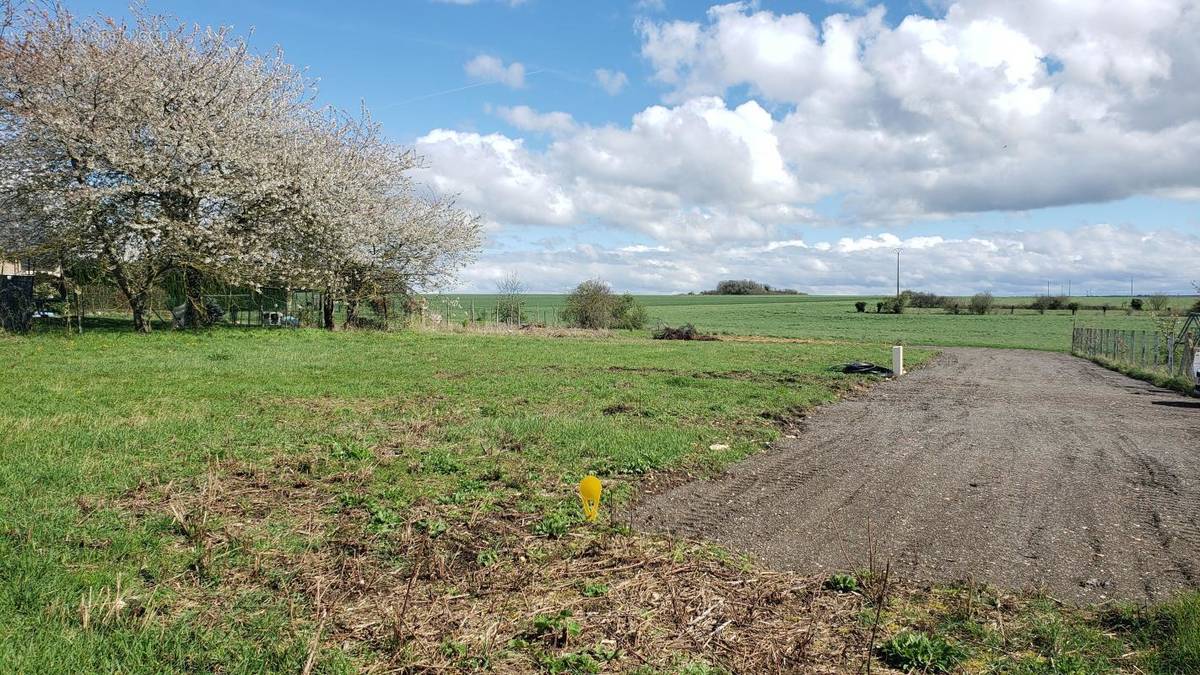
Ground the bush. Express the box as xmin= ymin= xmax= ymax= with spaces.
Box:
xmin=943 ymin=300 xmax=962 ymax=315
xmin=1148 ymin=293 xmax=1170 ymax=312
xmin=612 ymin=293 xmax=647 ymax=329
xmin=880 ymin=296 xmax=907 ymax=314
xmin=1130 ymin=298 xmax=1144 ymax=311
xmin=875 ymin=301 xmax=884 ymax=313
xmin=901 ymin=290 xmax=945 ymax=309
xmin=1067 ymin=302 xmax=1081 ymax=315
xmin=562 ymin=280 xmax=615 ymax=328
xmin=562 ymin=280 xmax=646 ymax=329
xmin=969 ymin=292 xmax=994 ymax=315
xmin=496 ymin=272 xmax=525 ymax=324
xmin=1031 ymin=295 xmax=1068 ymax=314
xmin=854 ymin=301 xmax=867 ymax=313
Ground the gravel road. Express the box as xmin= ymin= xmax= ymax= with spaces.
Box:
xmin=636 ymin=348 xmax=1200 ymax=603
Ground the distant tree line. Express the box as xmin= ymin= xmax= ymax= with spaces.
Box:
xmin=701 ymin=279 xmax=805 ymax=295
xmin=857 ymin=290 xmax=1193 ymax=316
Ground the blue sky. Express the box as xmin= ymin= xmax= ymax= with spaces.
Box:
xmin=67 ymin=0 xmax=1200 ymax=295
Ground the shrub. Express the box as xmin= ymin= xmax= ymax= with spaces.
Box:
xmin=496 ymin=272 xmax=525 ymax=324
xmin=854 ymin=301 xmax=867 ymax=313
xmin=1030 ymin=295 xmax=1068 ymax=314
xmin=612 ymin=293 xmax=647 ymax=329
xmin=880 ymin=296 xmax=907 ymax=314
xmin=1192 ymin=297 xmax=1200 ymax=314
xmin=1148 ymin=293 xmax=1170 ymax=312
xmin=562 ymin=281 xmax=647 ymax=330
xmin=901 ymin=290 xmax=945 ymax=308
xmin=875 ymin=301 xmax=884 ymax=313
xmin=562 ymin=280 xmax=616 ymax=329
xmin=1067 ymin=302 xmax=1081 ymax=315
xmin=969 ymin=292 xmax=994 ymax=315
xmin=1130 ymin=298 xmax=1144 ymax=311
xmin=878 ymin=632 xmax=966 ymax=673
xmin=943 ymin=300 xmax=962 ymax=315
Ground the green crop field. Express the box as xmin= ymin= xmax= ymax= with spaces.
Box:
xmin=423 ymin=293 xmax=1199 ymax=352
xmin=1 ymin=327 xmax=1195 ymax=672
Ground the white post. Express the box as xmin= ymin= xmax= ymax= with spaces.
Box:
xmin=892 ymin=345 xmax=905 ymax=376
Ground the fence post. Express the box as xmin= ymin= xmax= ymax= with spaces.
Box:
xmin=1168 ymin=335 xmax=1176 ymax=374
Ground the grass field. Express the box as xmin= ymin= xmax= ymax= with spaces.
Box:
xmin=424 ymin=294 xmax=1199 ymax=352
xmin=1 ymin=327 xmax=1195 ymax=671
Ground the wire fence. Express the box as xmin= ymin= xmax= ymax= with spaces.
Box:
xmin=1071 ymin=325 xmax=1197 ymax=382
xmin=13 ymin=281 xmax=569 ymax=333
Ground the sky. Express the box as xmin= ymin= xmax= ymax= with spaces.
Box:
xmin=67 ymin=0 xmax=1200 ymax=296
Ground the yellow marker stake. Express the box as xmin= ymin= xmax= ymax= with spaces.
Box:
xmin=578 ymin=475 xmax=602 ymax=522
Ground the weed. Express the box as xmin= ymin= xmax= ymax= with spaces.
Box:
xmin=527 ymin=610 xmax=581 ymax=647
xmin=824 ymin=573 xmax=858 ymax=593
xmin=878 ymin=631 xmax=966 ymax=673
xmin=533 ymin=512 xmax=572 ymax=539
xmin=414 ymin=518 xmax=449 ymax=538
xmin=581 ymin=582 xmax=609 ymax=598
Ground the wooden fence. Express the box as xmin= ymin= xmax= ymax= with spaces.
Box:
xmin=1071 ymin=326 xmax=1197 ymax=381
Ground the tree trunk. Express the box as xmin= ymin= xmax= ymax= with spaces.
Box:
xmin=322 ymin=292 xmax=335 ymax=330
xmin=130 ymin=293 xmax=151 ymax=333
xmin=182 ymin=267 xmax=206 ymax=329
xmin=344 ymin=298 xmax=359 ymax=329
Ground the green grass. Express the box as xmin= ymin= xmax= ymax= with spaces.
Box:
xmin=425 ymin=294 xmax=1197 ymax=351
xmin=2 ymin=326 xmax=1195 ymax=671
xmin=0 ymin=327 xmax=924 ymax=671
xmin=880 ymin=584 xmax=1200 ymax=674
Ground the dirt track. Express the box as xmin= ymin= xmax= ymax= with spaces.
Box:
xmin=636 ymin=348 xmax=1200 ymax=604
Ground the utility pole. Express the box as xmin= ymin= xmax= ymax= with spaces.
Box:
xmin=1067 ymin=280 xmax=1071 ymax=297
xmin=895 ymin=249 xmax=901 ymax=299
xmin=1046 ymin=280 xmax=1051 ymax=297
xmin=1130 ymin=277 xmax=1134 ymax=297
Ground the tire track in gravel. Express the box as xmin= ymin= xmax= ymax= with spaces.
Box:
xmin=635 ymin=348 xmax=1200 ymax=604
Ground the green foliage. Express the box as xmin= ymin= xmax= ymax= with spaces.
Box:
xmin=529 ymin=610 xmax=581 ymax=643
xmin=613 ymin=293 xmax=648 ymax=329
xmin=1130 ymin=298 xmax=1144 ymax=311
xmin=880 ymin=295 xmax=907 ymax=314
xmin=703 ymin=279 xmax=801 ymax=295
xmin=901 ymin=290 xmax=945 ymax=309
xmin=878 ymin=631 xmax=966 ymax=673
xmin=970 ymin=292 xmax=994 ymax=315
xmin=562 ymin=280 xmax=617 ymax=329
xmin=1142 ymin=591 xmax=1200 ymax=674
xmin=533 ymin=512 xmax=572 ymax=538
xmin=581 ymin=582 xmax=609 ymax=597
xmin=854 ymin=301 xmax=867 ymax=313
xmin=823 ymin=573 xmax=858 ymax=593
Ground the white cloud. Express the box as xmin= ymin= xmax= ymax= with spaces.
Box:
xmin=464 ymin=54 xmax=526 ymax=88
xmin=594 ymin=68 xmax=629 ymax=95
xmin=454 ymin=225 xmax=1200 ymax=295
xmin=413 ymin=129 xmax=575 ymax=226
xmin=416 ymin=1 xmax=1200 ymax=295
xmin=636 ymin=0 xmax=1200 ymax=218
xmin=492 ymin=105 xmax=576 ymax=134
